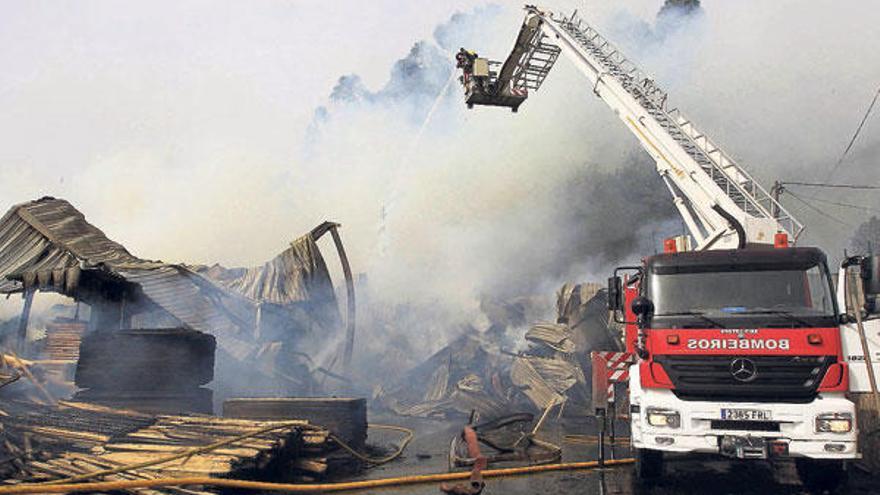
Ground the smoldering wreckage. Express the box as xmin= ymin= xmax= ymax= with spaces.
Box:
xmin=0 ymin=197 xmax=622 ymax=493
xmin=9 ymin=0 xmax=876 ymax=492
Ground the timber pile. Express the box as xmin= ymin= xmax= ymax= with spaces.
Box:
xmin=74 ymin=328 xmax=216 ymax=414
xmin=0 ymin=400 xmax=336 ymax=493
xmin=43 ymin=318 xmax=87 ymax=361
xmin=224 ymin=398 xmax=367 ymax=450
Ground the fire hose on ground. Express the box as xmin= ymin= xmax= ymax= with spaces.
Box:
xmin=0 ymin=459 xmax=636 ymax=494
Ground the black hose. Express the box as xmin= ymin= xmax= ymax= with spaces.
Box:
xmin=711 ymin=204 xmax=746 ymax=249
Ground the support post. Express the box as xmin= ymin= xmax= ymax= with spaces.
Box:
xmin=17 ymin=289 xmax=35 ymax=355
xmin=591 ymin=352 xmax=609 ymax=467
xmin=597 ymin=408 xmax=606 ymax=467
xmin=770 ymin=180 xmax=784 ymax=218
xmin=609 ymin=390 xmax=616 ymax=460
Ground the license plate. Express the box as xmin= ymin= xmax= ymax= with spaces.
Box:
xmin=721 ymin=408 xmax=772 ymax=421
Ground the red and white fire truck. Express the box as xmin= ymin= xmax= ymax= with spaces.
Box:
xmin=459 ymin=5 xmax=880 ymax=491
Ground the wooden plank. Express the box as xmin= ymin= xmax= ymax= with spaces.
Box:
xmin=28 ymin=426 xmax=109 ymax=444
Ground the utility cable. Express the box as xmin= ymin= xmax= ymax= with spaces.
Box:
xmin=785 ymin=190 xmax=854 ymax=228
xmin=794 ymin=194 xmax=880 ymax=214
xmin=827 ymin=84 xmax=880 ymax=179
xmin=782 ymin=182 xmax=880 ymax=190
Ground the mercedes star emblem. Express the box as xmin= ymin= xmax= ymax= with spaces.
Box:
xmin=730 ymin=358 xmax=758 ymax=382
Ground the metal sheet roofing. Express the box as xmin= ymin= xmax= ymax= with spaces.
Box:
xmin=0 ymin=197 xmax=257 ymax=356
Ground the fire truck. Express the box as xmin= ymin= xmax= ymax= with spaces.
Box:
xmin=458 ymin=5 xmax=880 ymax=491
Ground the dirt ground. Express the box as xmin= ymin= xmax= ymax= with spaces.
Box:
xmin=331 ymin=414 xmax=880 ymax=495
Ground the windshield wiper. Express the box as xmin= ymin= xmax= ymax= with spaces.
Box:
xmin=736 ymin=309 xmax=813 ymax=327
xmin=655 ymin=311 xmax=726 ymax=328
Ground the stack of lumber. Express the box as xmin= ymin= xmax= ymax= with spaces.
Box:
xmin=74 ymin=328 xmax=216 ymax=414
xmin=224 ymin=397 xmax=368 ymax=477
xmin=0 ymin=400 xmax=336 ymax=493
xmin=43 ymin=318 xmax=87 ymax=361
xmin=224 ymin=397 xmax=367 ymax=450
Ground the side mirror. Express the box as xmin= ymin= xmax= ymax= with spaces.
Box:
xmin=862 ymin=255 xmax=880 ymax=296
xmin=609 ymin=265 xmax=643 ymax=324
xmin=607 ymin=276 xmax=622 ymax=311
xmin=631 ymin=296 xmax=654 ymax=319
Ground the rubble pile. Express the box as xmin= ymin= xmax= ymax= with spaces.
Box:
xmin=375 ymin=283 xmax=618 ymax=420
xmin=511 ymin=322 xmax=587 ymax=411
xmin=510 ymin=283 xmax=622 ymax=413
xmin=376 ymin=332 xmax=514 ymax=419
xmin=555 ymin=282 xmax=622 ymax=353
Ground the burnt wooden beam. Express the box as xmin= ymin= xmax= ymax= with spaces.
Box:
xmin=17 ymin=289 xmax=35 ymax=354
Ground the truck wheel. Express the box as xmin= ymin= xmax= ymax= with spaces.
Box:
xmin=795 ymin=459 xmax=848 ymax=493
xmin=635 ymin=448 xmax=663 ymax=481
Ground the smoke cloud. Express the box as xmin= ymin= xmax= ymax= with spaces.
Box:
xmin=2 ymin=1 xmax=879 ymax=362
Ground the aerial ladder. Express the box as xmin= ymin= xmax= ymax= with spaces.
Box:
xmin=460 ymin=6 xmax=803 ymax=251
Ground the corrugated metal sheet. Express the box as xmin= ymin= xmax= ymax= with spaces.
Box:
xmin=0 ymin=197 xmax=160 ymax=294
xmin=0 ymin=197 xmax=257 ymax=357
xmin=195 ymin=235 xmax=334 ymax=306
xmin=525 ymin=322 xmax=576 ymax=354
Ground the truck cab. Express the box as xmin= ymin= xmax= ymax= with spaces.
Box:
xmin=610 ymin=247 xmax=856 ymax=489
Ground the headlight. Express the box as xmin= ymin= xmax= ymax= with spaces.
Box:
xmin=816 ymin=413 xmax=853 ymax=433
xmin=646 ymin=407 xmax=680 ymax=428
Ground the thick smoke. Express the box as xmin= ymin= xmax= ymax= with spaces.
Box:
xmin=2 ymin=1 xmax=879 ymax=368
xmin=659 ymin=0 xmax=701 ymax=18
xmin=302 ymin=0 xmax=880 ymax=362
xmin=850 ymin=217 xmax=880 ymax=256
xmin=304 ymin=6 xmax=686 ymax=299
xmin=301 ymin=5 xmax=688 ymax=363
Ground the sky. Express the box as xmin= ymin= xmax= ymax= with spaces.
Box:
xmin=1 ymin=1 xmax=879 ymax=327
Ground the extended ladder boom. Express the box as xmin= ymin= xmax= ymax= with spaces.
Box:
xmin=461 ymin=6 xmax=803 ymax=250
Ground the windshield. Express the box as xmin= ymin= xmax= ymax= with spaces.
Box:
xmin=647 ymin=262 xmax=836 ymax=328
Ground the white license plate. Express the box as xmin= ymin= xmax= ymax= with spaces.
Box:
xmin=721 ymin=408 xmax=772 ymax=421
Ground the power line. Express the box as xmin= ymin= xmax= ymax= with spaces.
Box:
xmin=782 ymin=181 xmax=880 ymax=190
xmin=785 ymin=190 xmax=854 ymax=228
xmin=796 ymin=193 xmax=880 ymax=214
xmin=826 ymin=84 xmax=880 ymax=179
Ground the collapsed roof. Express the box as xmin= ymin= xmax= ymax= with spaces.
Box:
xmin=0 ymin=197 xmax=340 ymax=358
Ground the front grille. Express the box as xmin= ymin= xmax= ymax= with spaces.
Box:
xmin=710 ymin=420 xmax=780 ymax=432
xmin=654 ymin=355 xmax=834 ymax=403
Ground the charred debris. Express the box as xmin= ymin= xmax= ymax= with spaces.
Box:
xmin=375 ymin=282 xmax=621 ymax=420
xmin=0 ymin=196 xmax=619 ymax=490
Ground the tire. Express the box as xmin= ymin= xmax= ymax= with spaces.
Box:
xmin=795 ymin=459 xmax=848 ymax=494
xmin=75 ymin=328 xmax=216 ymax=390
xmin=635 ymin=447 xmax=663 ymax=482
